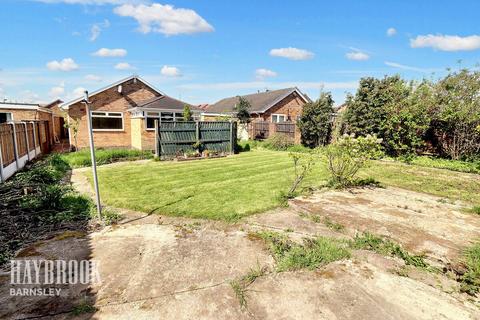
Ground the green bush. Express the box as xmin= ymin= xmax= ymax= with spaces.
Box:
xmin=61 ymin=148 xmax=153 ymax=168
xmin=263 ymin=133 xmax=295 ymax=151
xmin=324 ymin=134 xmax=383 ymax=187
xmin=14 ymin=154 xmax=70 ymax=184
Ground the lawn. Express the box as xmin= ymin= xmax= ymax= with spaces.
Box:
xmin=85 ymin=150 xmax=480 ymax=221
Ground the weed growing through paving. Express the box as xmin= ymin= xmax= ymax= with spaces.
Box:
xmin=469 ymin=206 xmax=480 ymax=216
xmin=299 ymin=213 xmax=345 ymax=232
xmin=230 ymin=263 xmax=267 ymax=310
xmin=351 ymin=232 xmax=430 ymax=269
xmin=253 ymin=231 xmax=351 ymax=271
xmin=459 ymin=242 xmax=480 ymax=295
xmin=71 ymin=301 xmax=97 ymax=315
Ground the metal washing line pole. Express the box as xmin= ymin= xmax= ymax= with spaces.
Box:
xmin=82 ymin=90 xmax=102 ymax=218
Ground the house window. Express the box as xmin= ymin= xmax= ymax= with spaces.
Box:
xmin=145 ymin=112 xmax=189 ymax=130
xmin=91 ymin=111 xmax=124 ymax=131
xmin=0 ymin=112 xmax=12 ymax=123
xmin=271 ymin=114 xmax=286 ymax=123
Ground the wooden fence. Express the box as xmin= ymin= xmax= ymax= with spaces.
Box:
xmin=0 ymin=121 xmax=47 ymax=182
xmin=155 ymin=121 xmax=237 ymax=159
xmin=248 ymin=121 xmax=300 ymax=143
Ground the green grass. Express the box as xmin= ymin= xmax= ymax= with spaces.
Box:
xmin=61 ymin=148 xmax=153 ymax=168
xmin=253 ymin=231 xmax=351 ymax=271
xmin=407 ymin=156 xmax=480 ymax=174
xmin=351 ymin=232 xmax=430 ymax=269
xmin=84 ymin=149 xmax=480 ymax=221
xmin=460 ymin=242 xmax=480 ymax=295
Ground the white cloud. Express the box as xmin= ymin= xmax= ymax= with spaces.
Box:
xmin=114 ymin=62 xmax=135 ymax=70
xmin=92 ymin=48 xmax=127 ymax=57
xmin=34 ymin=0 xmax=143 ymax=4
xmin=48 ymin=85 xmax=65 ymax=98
xmin=178 ymin=81 xmax=357 ymax=91
xmin=255 ymin=68 xmax=277 ymax=80
xmin=384 ymin=61 xmax=438 ymax=73
xmin=72 ymin=87 xmax=87 ymax=98
xmin=269 ymin=47 xmax=314 ymax=60
xmin=46 ymin=58 xmax=79 ymax=71
xmin=89 ymin=19 xmax=110 ymax=41
xmin=114 ymin=3 xmax=214 ymax=36
xmin=410 ymin=34 xmax=480 ymax=51
xmin=345 ymin=51 xmax=370 ymax=61
xmin=387 ymin=28 xmax=397 ymax=37
xmin=85 ymin=74 xmax=102 ymax=82
xmin=160 ymin=65 xmax=181 ymax=77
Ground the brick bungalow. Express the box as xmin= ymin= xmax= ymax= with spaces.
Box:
xmin=61 ymin=75 xmax=201 ymax=151
xmin=203 ymin=87 xmax=310 ymax=141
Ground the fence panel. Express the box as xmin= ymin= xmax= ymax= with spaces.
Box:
xmin=15 ymin=124 xmax=28 ymax=157
xmin=249 ymin=122 xmax=270 ymax=140
xmin=275 ymin=122 xmax=296 ymax=139
xmin=0 ymin=124 xmax=15 ymax=166
xmin=0 ymin=121 xmax=47 ymax=182
xmin=26 ymin=123 xmax=35 ymax=151
xmin=157 ymin=121 xmax=235 ymax=158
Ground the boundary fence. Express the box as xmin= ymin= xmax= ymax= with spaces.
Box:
xmin=155 ymin=121 xmax=236 ymax=159
xmin=0 ymin=121 xmax=49 ymax=182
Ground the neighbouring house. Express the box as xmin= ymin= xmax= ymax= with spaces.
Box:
xmin=42 ymin=99 xmax=68 ymax=143
xmin=61 ymin=75 xmax=201 ymax=151
xmin=203 ymin=87 xmax=310 ymax=142
xmin=0 ymin=101 xmax=58 ymax=150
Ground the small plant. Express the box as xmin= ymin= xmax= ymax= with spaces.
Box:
xmin=470 ymin=206 xmax=480 ymax=215
xmin=230 ymin=262 xmax=266 ymax=310
xmin=63 ymin=112 xmax=80 ymax=151
xmin=264 ymin=133 xmax=295 ymax=151
xmin=459 ymin=242 xmax=480 ymax=295
xmin=351 ymin=232 xmax=430 ymax=269
xmin=182 ymin=104 xmax=193 ymax=121
xmin=192 ymin=140 xmax=203 ymax=154
xmin=99 ymin=207 xmax=122 ymax=225
xmin=253 ymin=231 xmax=351 ymax=271
xmin=287 ymin=151 xmax=316 ymax=198
xmin=323 ymin=134 xmax=383 ymax=188
xmin=72 ymin=301 xmax=96 ymax=315
xmin=323 ymin=217 xmax=345 ymax=232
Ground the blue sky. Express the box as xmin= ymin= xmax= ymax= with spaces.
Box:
xmin=1 ymin=0 xmax=480 ymax=105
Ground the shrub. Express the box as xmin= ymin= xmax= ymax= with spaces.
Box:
xmin=323 ymin=134 xmax=383 ymax=187
xmin=61 ymin=148 xmax=153 ymax=168
xmin=287 ymin=151 xmax=316 ymax=197
xmin=297 ymin=92 xmax=334 ymax=147
xmin=263 ymin=133 xmax=295 ymax=151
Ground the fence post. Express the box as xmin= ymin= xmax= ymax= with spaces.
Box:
xmin=154 ymin=119 xmax=160 ymax=158
xmin=31 ymin=122 xmax=38 ymax=157
xmin=229 ymin=121 xmax=234 ymax=154
xmin=9 ymin=122 xmax=19 ymax=170
xmin=23 ymin=122 xmax=30 ymax=161
xmin=0 ymin=137 xmax=4 ymax=183
xmin=195 ymin=121 xmax=200 ymax=142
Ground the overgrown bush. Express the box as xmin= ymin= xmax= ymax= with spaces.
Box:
xmin=297 ymin=92 xmax=334 ymax=147
xmin=61 ymin=148 xmax=153 ymax=168
xmin=263 ymin=133 xmax=295 ymax=151
xmin=323 ymin=134 xmax=383 ymax=187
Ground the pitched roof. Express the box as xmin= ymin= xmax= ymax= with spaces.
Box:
xmin=136 ymin=95 xmax=201 ymax=112
xmin=205 ymin=87 xmax=309 ymax=114
xmin=60 ymin=75 xmax=164 ymax=109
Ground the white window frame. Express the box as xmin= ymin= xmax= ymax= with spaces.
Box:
xmin=145 ymin=111 xmax=187 ymax=131
xmin=91 ymin=111 xmax=124 ymax=132
xmin=271 ymin=114 xmax=287 ymax=123
xmin=0 ymin=112 xmax=13 ymax=123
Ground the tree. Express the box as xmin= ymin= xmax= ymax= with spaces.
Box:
xmin=62 ymin=111 xmax=79 ymax=151
xmin=431 ymin=69 xmax=480 ymax=160
xmin=297 ymin=92 xmax=334 ymax=147
xmin=234 ymin=96 xmax=251 ymax=124
xmin=182 ymin=104 xmax=193 ymax=121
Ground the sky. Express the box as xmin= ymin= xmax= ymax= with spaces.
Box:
xmin=1 ymin=0 xmax=480 ymax=106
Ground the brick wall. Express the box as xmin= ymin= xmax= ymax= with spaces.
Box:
xmin=260 ymin=92 xmax=306 ymax=122
xmin=67 ymin=79 xmax=159 ymax=150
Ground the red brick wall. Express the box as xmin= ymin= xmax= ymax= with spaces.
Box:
xmin=259 ymin=92 xmax=306 ymax=122
xmin=67 ymin=79 xmax=159 ymax=149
